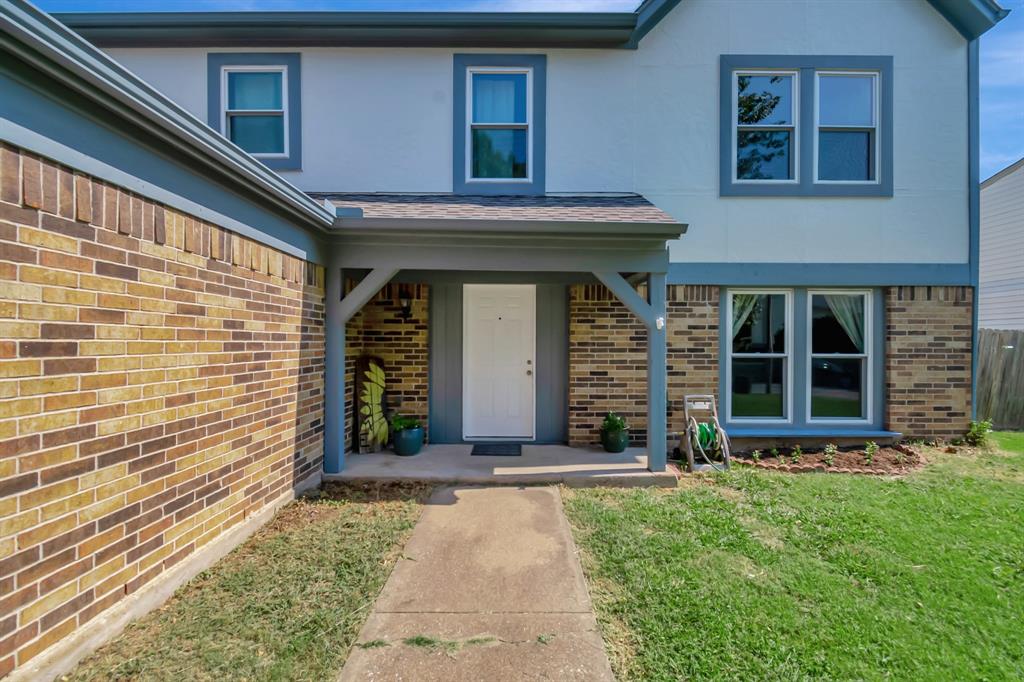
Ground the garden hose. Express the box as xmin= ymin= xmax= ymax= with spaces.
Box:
xmin=689 ymin=417 xmax=728 ymax=472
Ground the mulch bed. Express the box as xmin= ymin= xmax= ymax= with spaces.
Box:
xmin=736 ymin=442 xmax=924 ymax=475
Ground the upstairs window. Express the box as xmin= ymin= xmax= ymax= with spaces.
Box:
xmin=453 ymin=54 xmax=546 ymax=195
xmin=207 ymin=53 xmax=302 ymax=171
xmin=469 ymin=69 xmax=530 ymax=180
xmin=720 ymin=55 xmax=892 ymax=197
xmin=816 ymin=73 xmax=878 ymax=182
xmin=734 ymin=72 xmax=797 ymax=182
xmin=223 ymin=67 xmax=287 ymax=157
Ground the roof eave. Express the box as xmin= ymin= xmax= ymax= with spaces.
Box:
xmin=926 ymin=0 xmax=1010 ymax=40
xmin=330 ymin=216 xmax=687 ymax=240
xmin=53 ymin=11 xmax=640 ymax=49
xmin=1 ymin=0 xmax=334 ymax=232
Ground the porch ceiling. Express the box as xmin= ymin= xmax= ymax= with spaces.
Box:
xmin=317 ymin=192 xmax=687 ymax=272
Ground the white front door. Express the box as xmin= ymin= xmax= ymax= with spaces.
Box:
xmin=463 ymin=284 xmax=536 ymax=439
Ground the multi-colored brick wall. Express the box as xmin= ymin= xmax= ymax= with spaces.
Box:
xmin=344 ymin=282 xmax=429 ymax=450
xmin=885 ymin=285 xmax=973 ymax=440
xmin=568 ymin=284 xmax=720 ymax=447
xmin=0 ymin=144 xmax=325 ymax=675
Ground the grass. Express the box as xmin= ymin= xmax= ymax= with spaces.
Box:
xmin=67 ymin=482 xmax=430 ymax=682
xmin=563 ymin=434 xmax=1024 ymax=681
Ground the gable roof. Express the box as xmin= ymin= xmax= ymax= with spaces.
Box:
xmin=52 ymin=0 xmax=1008 ymax=49
xmin=1 ymin=0 xmax=334 ymax=234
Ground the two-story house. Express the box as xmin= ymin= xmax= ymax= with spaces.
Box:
xmin=49 ymin=0 xmax=1006 ymax=473
xmin=0 ymin=0 xmax=1009 ymax=676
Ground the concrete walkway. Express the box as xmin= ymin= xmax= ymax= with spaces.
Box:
xmin=339 ymin=486 xmax=615 ymax=681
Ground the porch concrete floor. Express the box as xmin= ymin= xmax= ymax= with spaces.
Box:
xmin=325 ymin=444 xmax=678 ymax=487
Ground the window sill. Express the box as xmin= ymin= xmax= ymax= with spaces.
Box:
xmin=725 ymin=427 xmax=900 ymax=439
xmin=720 ymin=182 xmax=892 ymax=198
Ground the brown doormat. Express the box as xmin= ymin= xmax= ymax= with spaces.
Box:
xmin=470 ymin=443 xmax=522 ymax=456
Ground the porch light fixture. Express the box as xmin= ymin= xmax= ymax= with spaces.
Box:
xmin=398 ymin=285 xmax=413 ymax=321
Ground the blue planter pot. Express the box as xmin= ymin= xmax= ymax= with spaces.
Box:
xmin=601 ymin=429 xmax=629 ymax=453
xmin=392 ymin=426 xmax=424 ymax=456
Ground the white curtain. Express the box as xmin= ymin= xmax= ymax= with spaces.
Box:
xmin=473 ymin=77 xmax=517 ymax=123
xmin=732 ymin=294 xmax=760 ymax=339
xmin=825 ymin=294 xmax=865 ymax=352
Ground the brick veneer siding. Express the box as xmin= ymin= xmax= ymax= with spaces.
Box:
xmin=0 ymin=144 xmax=325 ymax=675
xmin=568 ymin=284 xmax=720 ymax=447
xmin=885 ymin=285 xmax=973 ymax=440
xmin=344 ymin=283 xmax=429 ymax=449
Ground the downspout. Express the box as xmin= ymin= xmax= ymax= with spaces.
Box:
xmin=968 ymin=38 xmax=980 ymax=420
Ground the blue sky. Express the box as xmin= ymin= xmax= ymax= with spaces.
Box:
xmin=37 ymin=0 xmax=1024 ymax=180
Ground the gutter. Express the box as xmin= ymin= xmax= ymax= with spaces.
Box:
xmin=1 ymin=0 xmax=335 ymax=232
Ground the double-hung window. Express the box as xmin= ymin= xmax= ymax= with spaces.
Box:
xmin=222 ymin=67 xmax=287 ymax=157
xmin=453 ymin=54 xmax=546 ymax=195
xmin=720 ymin=56 xmax=892 ymax=196
xmin=734 ymin=71 xmax=797 ymax=182
xmin=207 ymin=53 xmax=302 ymax=170
xmin=815 ymin=73 xmax=878 ymax=182
xmin=728 ymin=291 xmax=791 ymax=421
xmin=809 ymin=291 xmax=871 ymax=420
xmin=469 ymin=68 xmax=531 ymax=181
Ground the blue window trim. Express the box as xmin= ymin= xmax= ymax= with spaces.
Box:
xmin=720 ymin=55 xmax=893 ymax=198
xmin=207 ymin=53 xmax=302 ymax=171
xmin=718 ymin=287 xmax=885 ymax=434
xmin=453 ymin=53 xmax=546 ymax=196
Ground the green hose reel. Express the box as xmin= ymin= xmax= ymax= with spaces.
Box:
xmin=695 ymin=421 xmax=720 ymax=453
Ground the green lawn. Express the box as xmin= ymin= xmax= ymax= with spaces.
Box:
xmin=564 ymin=434 xmax=1024 ymax=681
xmin=68 ymin=483 xmax=428 ymax=682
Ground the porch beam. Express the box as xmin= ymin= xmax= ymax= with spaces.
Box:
xmin=593 ymin=270 xmax=656 ymax=326
xmin=339 ymin=266 xmax=399 ymax=323
xmin=646 ymin=272 xmax=668 ymax=472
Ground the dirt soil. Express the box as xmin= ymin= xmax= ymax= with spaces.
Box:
xmin=736 ymin=443 xmax=924 ymax=475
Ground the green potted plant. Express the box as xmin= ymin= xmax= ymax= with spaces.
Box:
xmin=600 ymin=412 xmax=629 ymax=453
xmin=390 ymin=415 xmax=424 ymax=456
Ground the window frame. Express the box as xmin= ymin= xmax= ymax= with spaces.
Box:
xmin=724 ymin=288 xmax=795 ymax=424
xmin=719 ymin=55 xmax=893 ymax=197
xmin=732 ymin=69 xmax=800 ymax=185
xmin=453 ymin=54 xmax=546 ymax=196
xmin=465 ymin=66 xmax=534 ymax=184
xmin=813 ymin=71 xmax=880 ymax=185
xmin=220 ymin=64 xmax=289 ymax=160
xmin=805 ymin=289 xmax=873 ymax=424
xmin=207 ymin=53 xmax=302 ymax=171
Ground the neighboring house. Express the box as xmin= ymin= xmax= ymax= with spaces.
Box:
xmin=980 ymin=158 xmax=1024 ymax=330
xmin=0 ymin=0 xmax=1008 ymax=676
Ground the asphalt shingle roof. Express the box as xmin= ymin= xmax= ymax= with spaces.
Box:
xmin=308 ymin=193 xmax=678 ymax=224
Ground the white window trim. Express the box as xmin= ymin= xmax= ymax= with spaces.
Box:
xmin=465 ymin=66 xmax=533 ymax=184
xmin=732 ymin=69 xmax=800 ymax=185
xmin=806 ymin=289 xmax=873 ymax=424
xmin=220 ymin=65 xmax=289 ymax=159
xmin=813 ymin=71 xmax=880 ymax=185
xmin=725 ymin=289 xmax=794 ymax=424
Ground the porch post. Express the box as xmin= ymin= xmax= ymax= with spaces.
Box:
xmin=323 ymin=257 xmax=345 ymax=474
xmin=647 ymin=272 xmax=668 ymax=472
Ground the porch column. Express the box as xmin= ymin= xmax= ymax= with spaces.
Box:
xmin=323 ymin=259 xmax=345 ymax=474
xmin=323 ymin=264 xmax=400 ymax=474
xmin=647 ymin=272 xmax=668 ymax=472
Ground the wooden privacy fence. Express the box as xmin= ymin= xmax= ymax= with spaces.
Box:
xmin=976 ymin=328 xmax=1024 ymax=430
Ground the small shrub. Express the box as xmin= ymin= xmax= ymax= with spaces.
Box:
xmin=601 ymin=412 xmax=629 ymax=433
xmin=823 ymin=443 xmax=838 ymax=467
xmin=895 ymin=450 xmax=906 ymax=465
xmin=865 ymin=441 xmax=879 ymax=465
xmin=751 ymin=449 xmax=762 ymax=463
xmin=790 ymin=445 xmax=803 ymax=463
xmin=964 ymin=420 xmax=993 ymax=447
xmin=770 ymin=447 xmax=780 ymax=459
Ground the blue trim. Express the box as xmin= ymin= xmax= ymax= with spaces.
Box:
xmin=718 ymin=287 xmax=886 ymax=435
xmin=968 ymin=39 xmax=981 ymax=419
xmin=926 ymin=0 xmax=1010 ymax=41
xmin=669 ymin=263 xmax=970 ymax=286
xmin=323 ymin=263 xmax=344 ymax=474
xmin=207 ymin=53 xmax=302 ymax=171
xmin=627 ymin=0 xmax=683 ymax=47
xmin=452 ymin=54 xmax=546 ymax=196
xmin=728 ymin=428 xmax=900 ymax=439
xmin=719 ymin=55 xmax=893 ymax=198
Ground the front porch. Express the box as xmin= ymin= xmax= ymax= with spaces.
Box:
xmin=324 ymin=444 xmax=679 ymax=487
